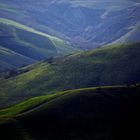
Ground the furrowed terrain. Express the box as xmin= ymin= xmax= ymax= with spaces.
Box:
xmin=0 ymin=42 xmax=140 ymax=108
xmin=0 ymin=85 xmax=140 ymax=140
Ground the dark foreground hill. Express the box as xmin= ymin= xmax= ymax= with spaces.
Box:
xmin=0 ymin=42 xmax=140 ymax=107
xmin=0 ymin=85 xmax=140 ymax=140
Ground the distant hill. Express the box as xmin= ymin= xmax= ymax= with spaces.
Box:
xmin=0 ymin=0 xmax=140 ymax=49
xmin=0 ymin=85 xmax=140 ymax=140
xmin=0 ymin=42 xmax=140 ymax=107
xmin=0 ymin=0 xmax=140 ymax=71
xmin=0 ymin=18 xmax=79 ymax=72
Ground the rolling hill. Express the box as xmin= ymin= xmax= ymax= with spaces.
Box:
xmin=0 ymin=42 xmax=140 ymax=108
xmin=0 ymin=85 xmax=140 ymax=140
xmin=0 ymin=18 xmax=79 ymax=72
xmin=0 ymin=1 xmax=140 ymax=140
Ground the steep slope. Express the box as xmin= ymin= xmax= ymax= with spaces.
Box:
xmin=0 ymin=85 xmax=140 ymax=140
xmin=0 ymin=0 xmax=140 ymax=49
xmin=0 ymin=42 xmax=140 ymax=107
xmin=0 ymin=18 xmax=79 ymax=71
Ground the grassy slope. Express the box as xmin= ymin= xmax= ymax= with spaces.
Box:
xmin=0 ymin=18 xmax=64 ymax=42
xmin=0 ymin=85 xmax=123 ymax=118
xmin=0 ymin=42 xmax=140 ymax=107
xmin=0 ymin=91 xmax=67 ymax=118
xmin=0 ymin=85 xmax=140 ymax=140
xmin=0 ymin=18 xmax=79 ymax=55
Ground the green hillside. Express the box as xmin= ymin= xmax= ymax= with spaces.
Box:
xmin=0 ymin=85 xmax=140 ymax=140
xmin=0 ymin=91 xmax=67 ymax=118
xmin=0 ymin=18 xmax=79 ymax=71
xmin=0 ymin=86 xmax=124 ymax=118
xmin=0 ymin=42 xmax=140 ymax=107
